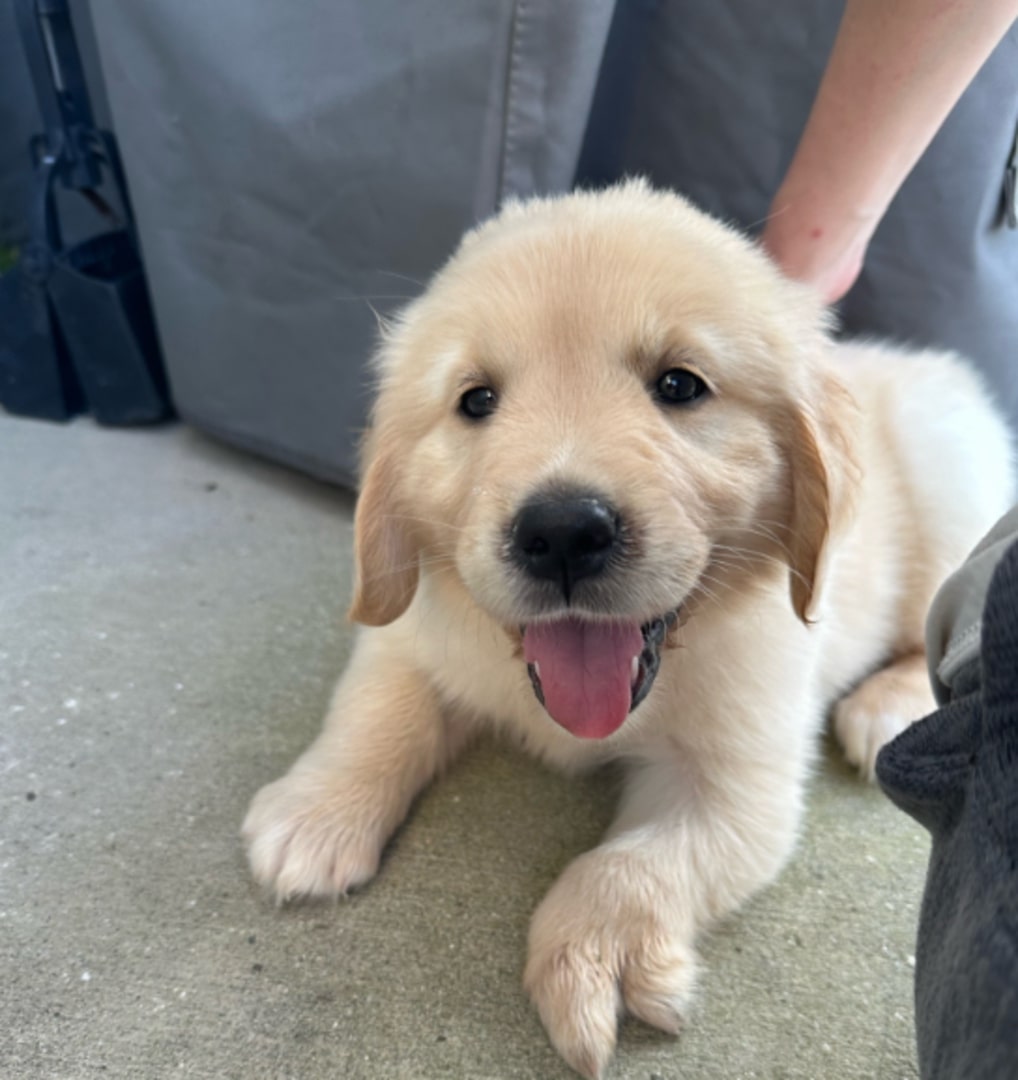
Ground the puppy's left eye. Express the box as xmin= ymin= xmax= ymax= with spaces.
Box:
xmin=459 ymin=385 xmax=498 ymax=420
xmin=654 ymin=368 xmax=708 ymax=406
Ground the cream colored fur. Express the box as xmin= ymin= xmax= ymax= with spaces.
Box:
xmin=243 ymin=183 xmax=1015 ymax=1078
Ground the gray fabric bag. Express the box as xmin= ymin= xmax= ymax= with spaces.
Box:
xmin=87 ymin=0 xmax=613 ymax=486
xmin=85 ymin=0 xmax=1018 ymax=486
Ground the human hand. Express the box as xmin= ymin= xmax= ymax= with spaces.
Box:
xmin=760 ymin=194 xmax=876 ymax=305
xmin=760 ymin=0 xmax=1018 ymax=306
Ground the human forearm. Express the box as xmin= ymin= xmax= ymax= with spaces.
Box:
xmin=762 ymin=0 xmax=1018 ymax=302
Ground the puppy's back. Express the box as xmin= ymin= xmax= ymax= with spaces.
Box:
xmin=833 ymin=342 xmax=1014 ymax=547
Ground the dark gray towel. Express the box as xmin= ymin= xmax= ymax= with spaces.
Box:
xmin=877 ymin=539 xmax=1018 ymax=1080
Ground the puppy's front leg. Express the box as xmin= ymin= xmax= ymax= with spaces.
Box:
xmin=525 ymin=746 xmax=806 ymax=1078
xmin=243 ymin=628 xmax=460 ymax=901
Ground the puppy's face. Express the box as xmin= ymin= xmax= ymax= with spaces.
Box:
xmin=350 ymin=185 xmax=856 ymax=738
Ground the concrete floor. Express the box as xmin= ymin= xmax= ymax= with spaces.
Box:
xmin=1 ymin=413 xmax=929 ymax=1079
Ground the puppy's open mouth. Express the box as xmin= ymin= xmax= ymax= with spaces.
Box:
xmin=522 ymin=611 xmax=678 ymax=740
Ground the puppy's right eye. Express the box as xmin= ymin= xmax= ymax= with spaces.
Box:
xmin=459 ymin=386 xmax=498 ymax=421
xmin=655 ymin=367 xmax=708 ymax=406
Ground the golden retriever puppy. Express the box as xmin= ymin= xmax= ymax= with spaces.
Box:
xmin=243 ymin=182 xmax=1014 ymax=1077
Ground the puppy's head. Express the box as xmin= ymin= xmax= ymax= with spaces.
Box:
xmin=349 ymin=182 xmax=858 ymax=737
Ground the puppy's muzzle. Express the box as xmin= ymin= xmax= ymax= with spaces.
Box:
xmin=507 ymin=487 xmax=677 ymax=739
xmin=510 ymin=492 xmax=620 ymax=602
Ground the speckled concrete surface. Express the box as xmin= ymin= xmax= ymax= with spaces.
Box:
xmin=1 ymin=413 xmax=928 ymax=1079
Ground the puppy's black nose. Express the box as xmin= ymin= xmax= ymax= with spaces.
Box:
xmin=511 ymin=494 xmax=620 ymax=597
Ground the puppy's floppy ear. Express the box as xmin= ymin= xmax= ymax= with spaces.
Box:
xmin=347 ymin=430 xmax=420 ymax=627
xmin=784 ymin=371 xmax=860 ymax=623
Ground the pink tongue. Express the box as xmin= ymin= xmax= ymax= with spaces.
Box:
xmin=523 ymin=618 xmax=643 ymax=739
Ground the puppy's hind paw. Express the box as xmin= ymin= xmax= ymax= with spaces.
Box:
xmin=834 ymin=654 xmax=936 ymax=781
xmin=835 ymin=700 xmax=909 ymax=781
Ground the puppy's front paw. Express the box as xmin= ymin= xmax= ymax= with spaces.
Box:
xmin=242 ymin=772 xmax=385 ymax=902
xmin=524 ymin=851 xmax=697 ymax=1079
